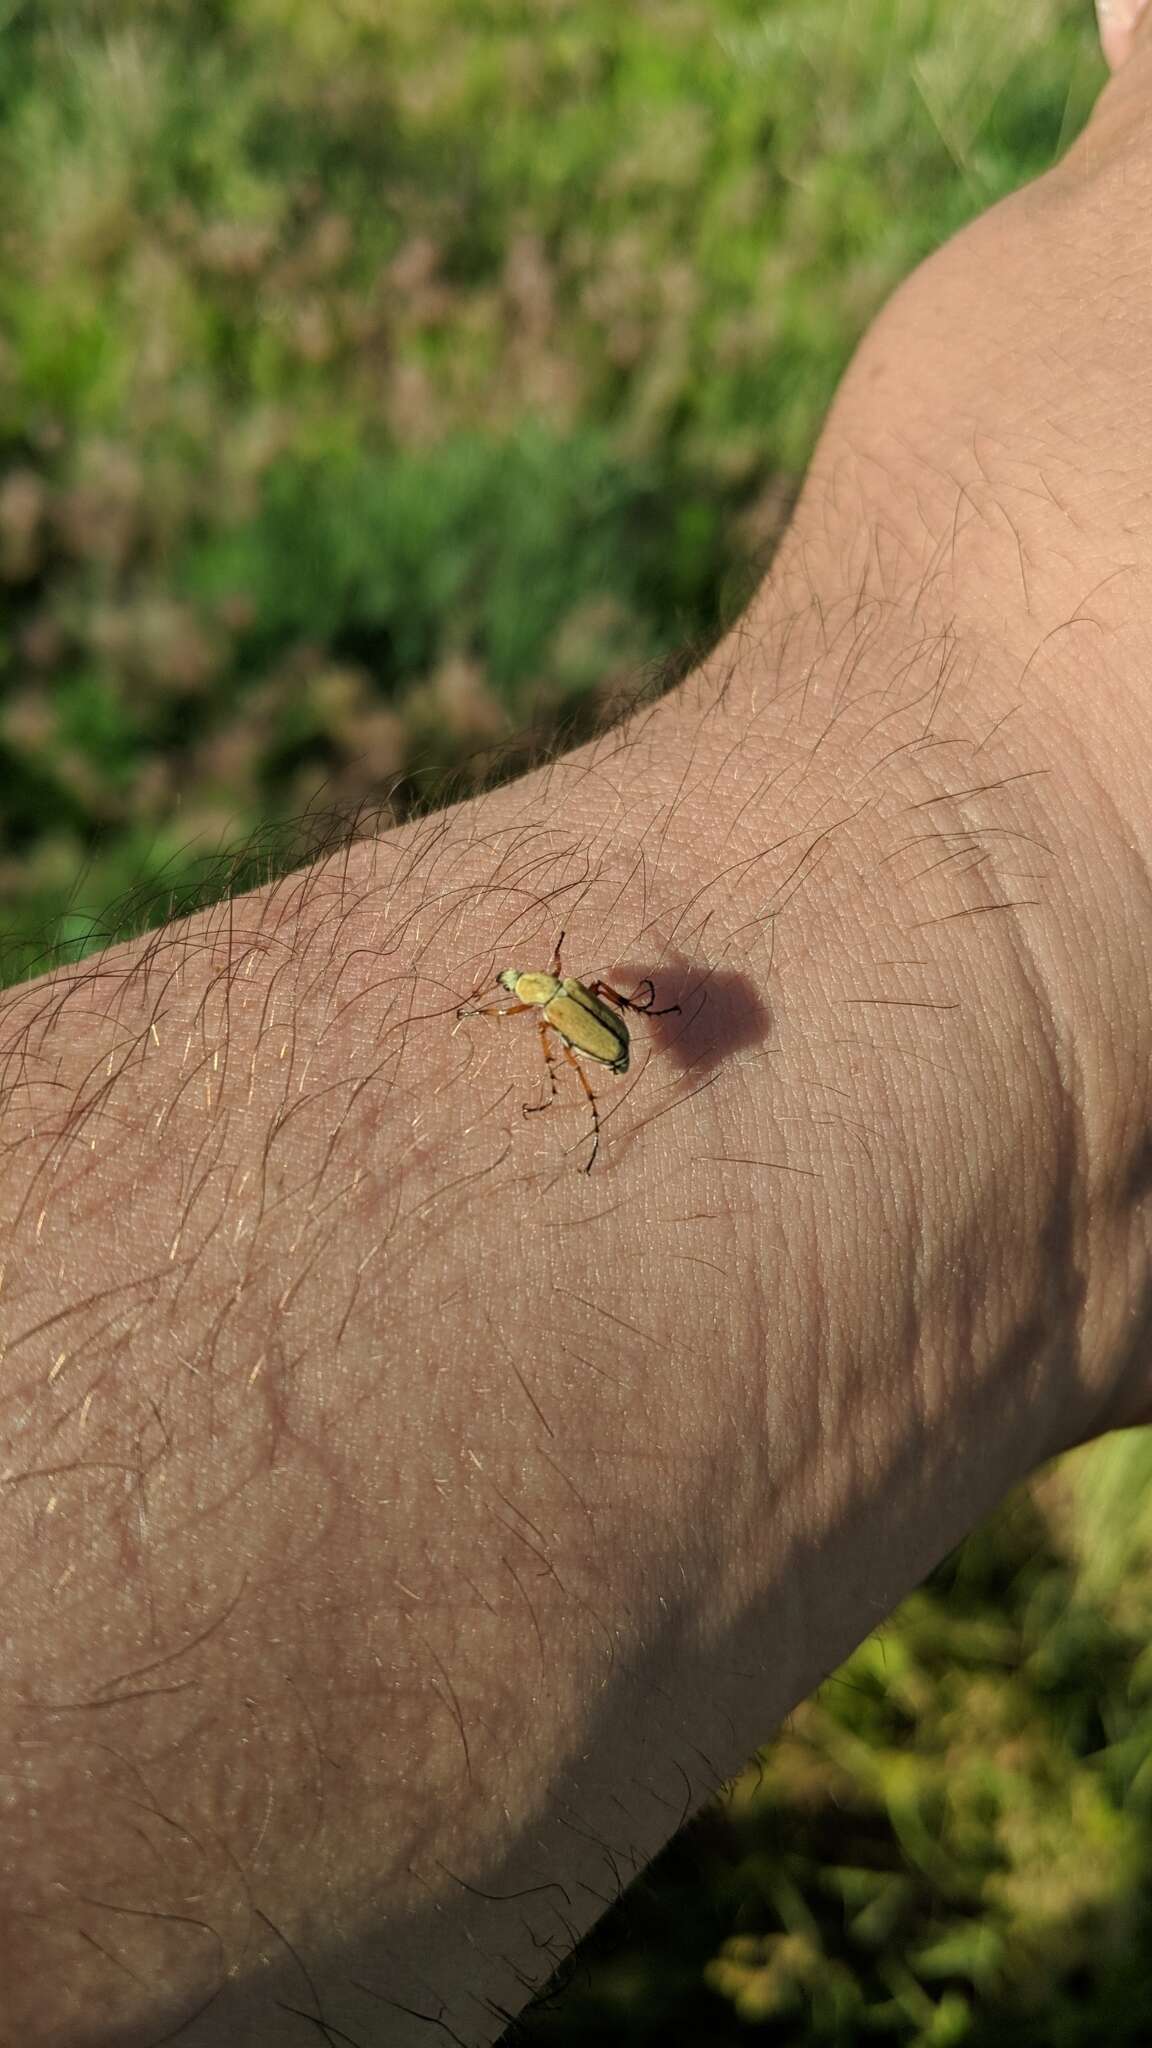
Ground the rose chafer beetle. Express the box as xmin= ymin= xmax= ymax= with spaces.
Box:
xmin=456 ymin=931 xmax=678 ymax=1171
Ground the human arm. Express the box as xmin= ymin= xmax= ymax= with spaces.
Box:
xmin=6 ymin=25 xmax=1152 ymax=2047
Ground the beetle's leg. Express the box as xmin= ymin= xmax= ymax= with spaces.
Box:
xmin=523 ymin=1016 xmax=560 ymax=1117
xmin=558 ymin=1041 xmax=602 ymax=1173
xmin=455 ymin=998 xmax=536 ymax=1021
xmin=586 ymin=977 xmax=632 ymax=1010
xmin=587 ymin=977 xmax=680 ymax=1020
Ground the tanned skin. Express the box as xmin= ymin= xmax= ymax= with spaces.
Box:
xmin=4 ymin=18 xmax=1152 ymax=2046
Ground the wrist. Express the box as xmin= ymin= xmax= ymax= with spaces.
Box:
xmin=720 ymin=506 xmax=1152 ymax=1448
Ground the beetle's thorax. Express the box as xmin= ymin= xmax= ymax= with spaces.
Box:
xmin=511 ymin=971 xmax=562 ymax=1007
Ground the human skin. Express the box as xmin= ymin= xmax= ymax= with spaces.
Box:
xmin=5 ymin=20 xmax=1152 ymax=2048
xmin=1097 ymin=0 xmax=1151 ymax=70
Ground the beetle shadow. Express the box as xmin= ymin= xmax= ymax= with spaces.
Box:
xmin=615 ymin=951 xmax=773 ymax=1080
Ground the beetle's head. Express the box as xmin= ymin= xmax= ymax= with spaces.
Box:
xmin=497 ymin=968 xmax=521 ymax=994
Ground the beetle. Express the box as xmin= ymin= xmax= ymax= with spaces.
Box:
xmin=456 ymin=931 xmax=679 ymax=1171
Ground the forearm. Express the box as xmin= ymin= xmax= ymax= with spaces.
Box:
xmin=0 ymin=531 xmax=1143 ymax=2043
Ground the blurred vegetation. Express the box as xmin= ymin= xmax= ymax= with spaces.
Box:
xmin=0 ymin=0 xmax=1096 ymax=973
xmin=4 ymin=2 xmax=1147 ymax=2044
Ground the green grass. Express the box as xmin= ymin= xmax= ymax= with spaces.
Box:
xmin=0 ymin=0 xmax=1097 ymax=970
xmin=3 ymin=4 xmax=1144 ymax=2043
